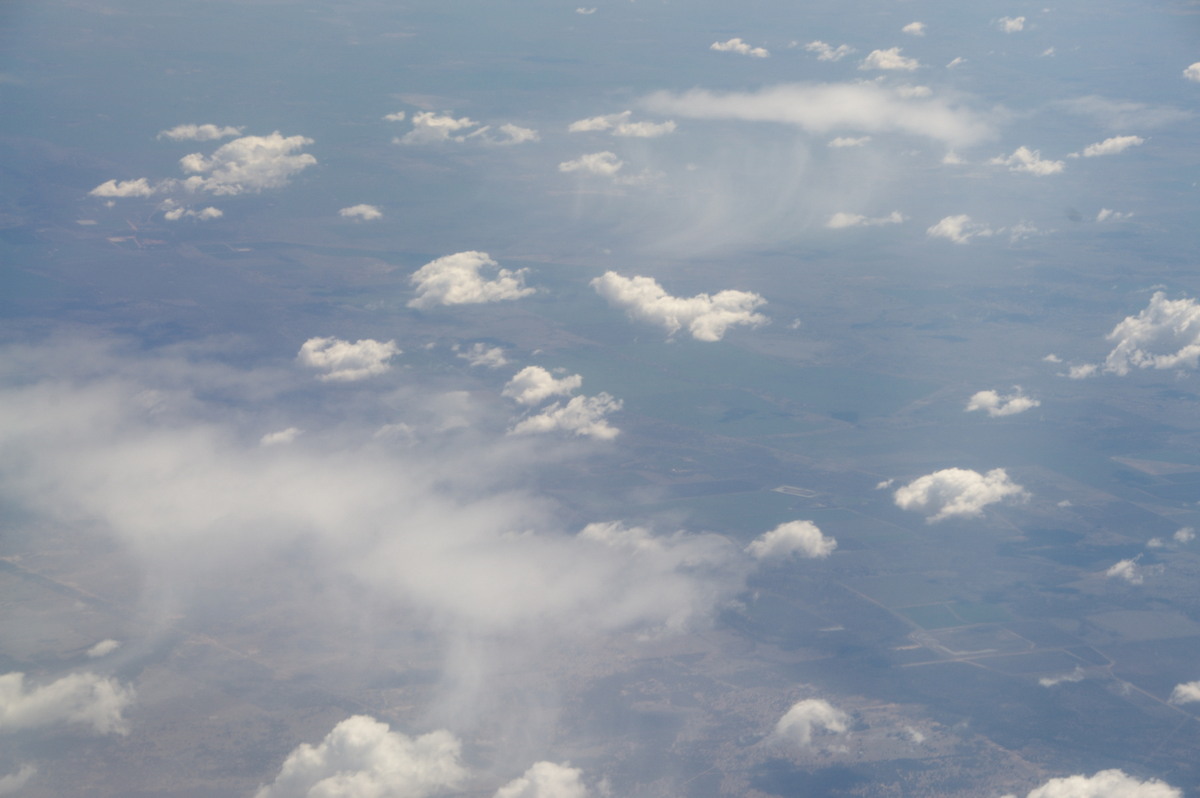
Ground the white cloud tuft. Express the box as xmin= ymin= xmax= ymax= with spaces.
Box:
xmin=179 ymin=132 xmax=316 ymax=195
xmin=997 ymin=16 xmax=1026 ymax=33
xmin=1066 ymin=363 xmax=1098 ymax=379
xmin=558 ymin=151 xmax=624 ymax=176
xmin=1096 ymin=208 xmax=1132 ymax=222
xmin=503 ymin=366 xmax=583 ymax=406
xmin=710 ymin=38 xmax=769 ymax=58
xmin=613 ymin=119 xmax=676 ymax=138
xmin=509 ymin=394 xmax=622 ymax=440
xmin=805 ymin=41 xmax=854 ymax=61
xmin=0 ymin=671 xmax=134 ymax=735
xmin=260 ymin=427 xmax=302 ymax=446
xmin=1102 ymin=292 xmax=1200 ymax=375
xmin=902 ymin=22 xmax=926 ymax=36
xmin=297 ymin=337 xmax=400 ymax=382
xmin=253 ymin=715 xmax=467 ymax=798
xmin=494 ymin=762 xmax=588 ymax=798
xmin=576 ymin=7 xmax=596 ymax=14
xmin=591 ymin=272 xmax=767 ymax=342
xmin=457 ymin=343 xmax=508 ymax=369
xmin=157 ymin=123 xmax=242 ymax=141
xmin=383 ymin=110 xmax=407 ymax=122
xmin=860 ymin=47 xmax=920 ymax=71
xmin=1021 ymin=770 xmax=1180 ymax=798
xmin=1175 ymin=527 xmax=1195 ymax=544
xmin=1169 ymin=681 xmax=1200 ymax=705
xmin=568 ymin=111 xmax=673 ymax=138
xmin=497 ymin=123 xmax=540 ymax=144
xmin=894 ymin=467 xmax=1027 ymax=522
xmin=1185 ymin=63 xmax=1200 ymax=82
xmin=1075 ymin=135 xmax=1144 ymax=157
xmin=1105 ymin=558 xmax=1155 ymax=584
xmin=965 ymin=388 xmax=1040 ymax=417
xmin=161 ymin=199 xmax=223 ymax=220
xmin=746 ymin=520 xmax=836 ymax=560
xmin=396 ymin=111 xmax=482 ymax=144
xmin=926 ymin=215 xmax=994 ymax=244
xmin=1039 ymin=667 xmax=1085 ymax=687
xmin=774 ymin=699 xmax=849 ymax=747
xmin=89 ymin=178 xmax=156 ymax=198
xmin=0 ymin=765 xmax=36 ymax=796
xmin=86 ymin=639 xmax=121 ymax=658
xmin=339 ymin=204 xmax=383 ymax=221
xmin=569 ymin=111 xmax=631 ymax=132
xmin=828 ymin=136 xmax=871 ymax=148
xmin=989 ymin=146 xmax=1064 ymax=175
xmin=826 ymin=211 xmax=905 ymax=229
xmin=408 ymin=251 xmax=535 ymax=309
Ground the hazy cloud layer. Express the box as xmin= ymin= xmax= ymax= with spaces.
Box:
xmin=746 ymin=520 xmax=836 ymax=560
xmin=297 ymin=337 xmax=400 ymax=382
xmin=493 ymin=762 xmax=588 ymax=798
xmin=0 ymin=671 xmax=134 ymax=736
xmin=774 ymin=698 xmax=849 ymax=747
xmin=408 ymin=251 xmax=535 ymax=309
xmin=0 ymin=766 xmax=35 ymax=796
xmin=1101 ymin=292 xmax=1200 ymax=375
xmin=591 ymin=272 xmax=767 ymax=341
xmin=893 ymin=468 xmax=1027 ymax=522
xmin=965 ymin=388 xmax=1039 ymax=417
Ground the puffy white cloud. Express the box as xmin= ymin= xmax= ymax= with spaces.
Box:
xmin=260 ymin=427 xmax=302 ymax=446
xmin=157 ymin=123 xmax=242 ymax=141
xmin=1105 ymin=558 xmax=1158 ymax=584
xmin=396 ymin=111 xmax=482 ymax=144
xmin=503 ymin=366 xmax=583 ymax=406
xmin=1073 ymin=135 xmax=1144 ymax=157
xmin=710 ymin=38 xmax=769 ymax=58
xmin=805 ymin=41 xmax=854 ymax=61
xmin=89 ymin=178 xmax=156 ymax=198
xmin=408 ymin=251 xmax=535 ymax=309
xmin=160 ymin=199 xmax=222 ymax=220
xmin=297 ymin=337 xmax=400 ymax=382
xmin=0 ymin=671 xmax=134 ymax=736
xmin=1020 ymin=770 xmax=1180 ymax=798
xmin=926 ymin=214 xmax=995 ymax=244
xmin=746 ymin=520 xmax=836 ymax=560
xmin=509 ymin=394 xmax=622 ymax=440
xmin=1169 ymin=681 xmax=1200 ymax=705
xmin=591 ymin=272 xmax=767 ymax=342
xmin=1096 ymin=208 xmax=1132 ymax=222
xmin=902 ymin=22 xmax=926 ymax=36
xmin=558 ymin=151 xmax=624 ymax=177
xmin=86 ymin=639 xmax=121 ymax=658
xmin=1067 ymin=363 xmax=1098 ymax=379
xmin=497 ymin=123 xmax=540 ymax=144
xmin=997 ymin=16 xmax=1026 ymax=33
xmin=1175 ymin=527 xmax=1195 ymax=544
xmin=0 ymin=765 xmax=35 ymax=796
xmin=1185 ymin=63 xmax=1200 ymax=82
xmin=826 ymin=211 xmax=905 ymax=229
xmin=642 ymin=82 xmax=993 ymax=147
xmin=576 ymin=7 xmax=596 ymax=14
xmin=1038 ymin=667 xmax=1085 ymax=687
xmin=774 ymin=699 xmax=849 ymax=747
xmin=965 ymin=388 xmax=1040 ymax=417
xmin=383 ymin=110 xmax=407 ymax=122
xmin=179 ymin=132 xmax=316 ymax=195
xmin=457 ymin=343 xmax=508 ymax=368
xmin=860 ymin=47 xmax=920 ymax=71
xmin=340 ymin=204 xmax=383 ymax=221
xmin=828 ymin=136 xmax=870 ymax=147
xmin=254 ymin=715 xmax=467 ymax=798
xmin=1101 ymin=292 xmax=1200 ymax=375
xmin=893 ymin=467 xmax=1027 ymax=522
xmin=989 ymin=146 xmax=1064 ymax=175
xmin=494 ymin=762 xmax=588 ymax=798
xmin=569 ymin=111 xmax=631 ymax=132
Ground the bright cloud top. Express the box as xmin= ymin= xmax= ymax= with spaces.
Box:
xmin=297 ymin=337 xmax=400 ymax=382
xmin=894 ymin=467 xmax=1028 ymax=522
xmin=1073 ymin=135 xmax=1145 ymax=157
xmin=179 ymin=132 xmax=317 ymax=195
xmin=591 ymin=272 xmax=767 ymax=342
xmin=89 ymin=178 xmax=155 ymax=198
xmin=396 ymin=111 xmax=482 ymax=144
xmin=826 ymin=211 xmax=905 ymax=229
xmin=568 ymin=111 xmax=676 ymax=138
xmin=1101 ymin=292 xmax=1200 ymax=375
xmin=805 ymin=41 xmax=853 ymax=61
xmin=1169 ymin=681 xmax=1200 ymax=705
xmin=253 ymin=715 xmax=467 ymax=798
xmin=339 ymin=204 xmax=382 ymax=221
xmin=860 ymin=47 xmax=920 ymax=71
xmin=1185 ymin=63 xmax=1200 ymax=82
xmin=642 ymin=82 xmax=993 ymax=147
xmin=997 ymin=16 xmax=1026 ymax=33
xmin=710 ymin=38 xmax=769 ymax=58
xmin=926 ymin=215 xmax=995 ymax=244
xmin=990 ymin=146 xmax=1064 ymax=175
xmin=746 ymin=520 xmax=836 ymax=560
xmin=559 ymin=151 xmax=624 ymax=176
xmin=157 ymin=123 xmax=242 ymax=141
xmin=494 ymin=762 xmax=588 ymax=798
xmin=503 ymin=366 xmax=583 ymax=406
xmin=0 ymin=671 xmax=134 ymax=736
xmin=1105 ymin=558 xmax=1150 ymax=585
xmin=965 ymin=388 xmax=1040 ymax=417
xmin=509 ymin=394 xmax=622 ymax=440
xmin=1013 ymin=770 xmax=1180 ymax=798
xmin=902 ymin=22 xmax=926 ymax=36
xmin=774 ymin=699 xmax=849 ymax=747
xmin=408 ymin=251 xmax=535 ymax=309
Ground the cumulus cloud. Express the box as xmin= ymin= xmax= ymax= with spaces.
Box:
xmin=254 ymin=715 xmax=467 ymax=798
xmin=1072 ymin=135 xmax=1144 ymax=157
xmin=260 ymin=427 xmax=302 ymax=446
xmin=86 ymin=639 xmax=121 ymax=658
xmin=1101 ymin=292 xmax=1200 ymax=375
xmin=383 ymin=110 xmax=407 ymax=122
xmin=1105 ymin=558 xmax=1157 ymax=584
xmin=157 ymin=123 xmax=242 ymax=141
xmin=179 ymin=132 xmax=317 ymax=195
xmin=861 ymin=47 xmax=920 ymax=71
xmin=1169 ymin=681 xmax=1200 ymax=705
xmin=591 ymin=272 xmax=767 ymax=342
xmin=1038 ymin=667 xmax=1085 ymax=688
xmin=805 ymin=41 xmax=854 ymax=61
xmin=1096 ymin=208 xmax=1132 ymax=222
xmin=0 ymin=671 xmax=134 ymax=736
xmin=1017 ymin=770 xmax=1180 ymax=798
xmin=0 ymin=765 xmax=35 ymax=796
xmin=509 ymin=394 xmax=622 ymax=440
xmin=568 ymin=111 xmax=674 ymax=137
xmin=503 ymin=366 xmax=583 ymax=406
xmin=1066 ymin=363 xmax=1098 ymax=379
xmin=558 ymin=151 xmax=624 ymax=176
xmin=642 ymin=82 xmax=993 ymax=147
xmin=340 ymin=204 xmax=383 ymax=221
xmin=746 ymin=520 xmax=836 ymax=560
xmin=297 ymin=337 xmax=400 ymax=382
xmin=828 ymin=136 xmax=870 ymax=147
xmin=893 ymin=467 xmax=1027 ymax=522
xmin=1175 ymin=527 xmax=1195 ymax=544
xmin=457 ymin=343 xmax=508 ymax=368
xmin=89 ymin=178 xmax=156 ymax=198
xmin=396 ymin=111 xmax=483 ymax=144
xmin=989 ymin=146 xmax=1064 ymax=175
xmin=826 ymin=211 xmax=905 ymax=229
xmin=997 ymin=16 xmax=1026 ymax=33
xmin=902 ymin=22 xmax=926 ymax=36
xmin=494 ymin=762 xmax=588 ymax=798
xmin=926 ymin=214 xmax=995 ymax=244
xmin=497 ymin=123 xmax=540 ymax=144
xmin=965 ymin=388 xmax=1040 ymax=417
xmin=774 ymin=699 xmax=849 ymax=747
xmin=409 ymin=251 xmax=535 ymax=309
xmin=710 ymin=38 xmax=769 ymax=58
xmin=161 ymin=200 xmax=223 ymax=220
xmin=1185 ymin=63 xmax=1200 ymax=82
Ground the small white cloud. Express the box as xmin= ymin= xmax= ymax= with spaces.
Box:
xmin=1022 ymin=770 xmax=1180 ymax=798
xmin=1105 ymin=558 xmax=1150 ymax=584
xmin=0 ymin=765 xmax=36 ymax=796
xmin=1066 ymin=363 xmax=1098 ymax=379
xmin=1102 ymin=292 xmax=1200 ymax=375
xmin=942 ymin=150 xmax=965 ymax=164
xmin=746 ymin=520 xmax=836 ymax=560
xmin=496 ymin=123 xmax=540 ymax=144
xmin=860 ymin=47 xmax=920 ymax=71
xmin=828 ymin=136 xmax=871 ymax=148
xmin=1039 ymin=667 xmax=1085 ymax=687
xmin=179 ymin=132 xmax=316 ymax=195
xmin=89 ymin=178 xmax=156 ymax=198
xmin=805 ymin=41 xmax=854 ymax=61
xmin=558 ymin=151 xmax=624 ymax=177
xmin=710 ymin=38 xmax=770 ymax=58
xmin=253 ymin=715 xmax=467 ymax=798
xmin=86 ymin=639 xmax=121 ymax=658
xmin=383 ymin=110 xmax=407 ymax=122
xmin=1184 ymin=63 xmax=1200 ymax=82
xmin=457 ymin=343 xmax=508 ymax=368
xmin=1042 ymin=47 xmax=1056 ymax=57
xmin=160 ymin=199 xmax=224 ymax=220
xmin=774 ymin=699 xmax=849 ymax=747
xmin=902 ymin=21 xmax=926 ymax=36
xmin=1096 ymin=208 xmax=1132 ymax=222
xmin=826 ymin=211 xmax=905 ymax=229
xmin=1174 ymin=527 xmax=1195 ymax=544
xmin=260 ymin=427 xmax=302 ymax=446
xmin=591 ymin=272 xmax=767 ymax=342
xmin=1169 ymin=681 xmax=1200 ymax=705
xmin=503 ymin=366 xmax=583 ymax=406
xmin=1043 ymin=354 xmax=1062 ymax=363
xmin=989 ymin=146 xmax=1064 ymax=175
xmin=1148 ymin=537 xmax=1165 ymax=549
xmin=397 ymin=112 xmax=482 ymax=144
xmin=569 ymin=111 xmax=631 ymax=133
xmin=997 ymin=16 xmax=1026 ymax=32
xmin=509 ymin=394 xmax=622 ymax=440
xmin=613 ymin=119 xmax=676 ymax=138
xmin=339 ymin=204 xmax=383 ymax=221
xmin=926 ymin=214 xmax=994 ymax=244
xmin=965 ymin=388 xmax=1040 ymax=417
xmin=946 ymin=56 xmax=966 ymax=68
xmin=157 ymin=123 xmax=242 ymax=141
xmin=1073 ymin=135 xmax=1144 ymax=158
xmin=408 ymin=251 xmax=535 ymax=309
xmin=494 ymin=762 xmax=588 ymax=798
xmin=297 ymin=337 xmax=400 ymax=382
xmin=0 ymin=671 xmax=135 ymax=736
xmin=576 ymin=7 xmax=596 ymax=14
xmin=875 ymin=479 xmax=894 ymax=490
xmin=894 ymin=467 xmax=1028 ymax=522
